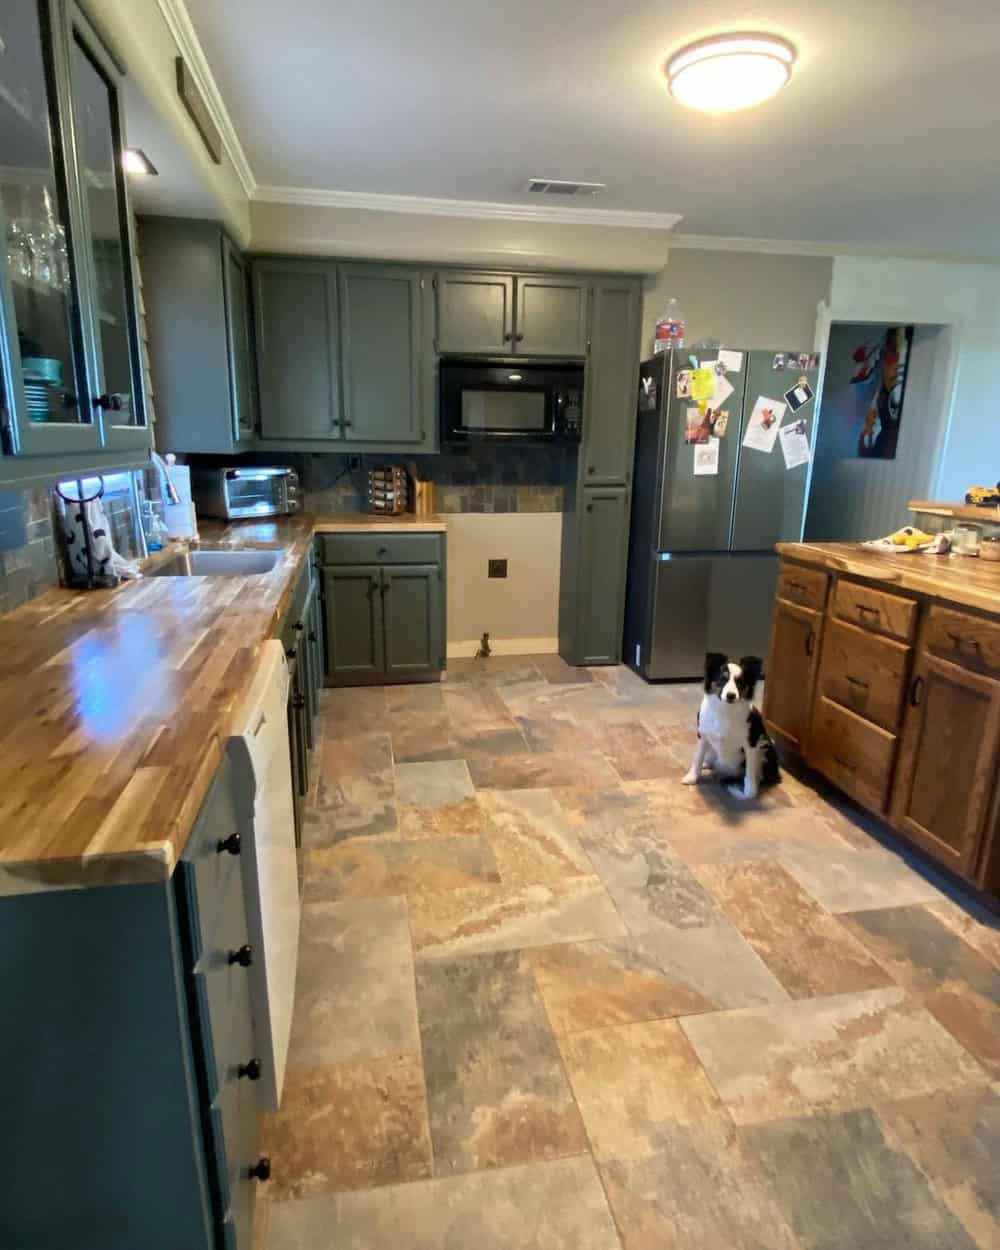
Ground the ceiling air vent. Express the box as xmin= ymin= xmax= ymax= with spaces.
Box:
xmin=525 ymin=178 xmax=605 ymax=196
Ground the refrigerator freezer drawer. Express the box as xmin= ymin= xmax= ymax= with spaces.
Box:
xmin=645 ymin=555 xmax=779 ymax=681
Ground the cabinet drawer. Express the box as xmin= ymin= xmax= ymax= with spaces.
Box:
xmin=317 ymin=531 xmax=442 ymax=566
xmin=206 ymin=974 xmax=259 ymax=1226
xmin=924 ymin=605 xmax=1000 ymax=678
xmin=817 ymin=618 xmax=911 ymax=732
xmin=776 ymin=565 xmax=828 ymax=611
xmin=832 ymin=579 xmax=917 ymax=642
xmin=807 ymin=695 xmax=897 ymax=815
xmin=185 ymin=758 xmax=243 ymax=960
xmin=193 ymin=863 xmax=253 ymax=1097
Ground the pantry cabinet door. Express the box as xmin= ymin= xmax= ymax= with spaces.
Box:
xmin=580 ymin=278 xmax=641 ymax=485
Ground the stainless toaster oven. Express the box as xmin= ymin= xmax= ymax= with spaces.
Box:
xmin=190 ymin=466 xmax=300 ymax=519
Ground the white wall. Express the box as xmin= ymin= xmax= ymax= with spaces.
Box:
xmin=642 ymin=248 xmax=833 ymax=356
xmin=444 ymin=514 xmax=562 ymax=656
xmin=806 ymin=323 xmax=953 ymax=541
xmin=825 ymin=255 xmax=1000 ymax=501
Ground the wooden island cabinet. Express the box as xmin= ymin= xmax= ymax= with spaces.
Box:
xmin=763 ymin=543 xmax=1000 ymax=897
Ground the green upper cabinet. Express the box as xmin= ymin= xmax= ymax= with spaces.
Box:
xmin=140 ymin=218 xmax=257 ymax=455
xmin=580 ymin=277 xmax=641 ymax=485
xmin=434 ymin=271 xmax=588 ymax=357
xmin=514 ymin=275 xmax=589 ymax=357
xmin=338 ymin=264 xmax=429 ymax=445
xmin=254 ymin=259 xmax=340 ymax=442
xmin=0 ymin=0 xmax=150 ymax=483
xmin=435 ymin=271 xmax=514 ymax=354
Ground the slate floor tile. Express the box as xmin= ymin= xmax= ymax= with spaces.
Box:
xmin=408 ymin=875 xmax=626 ymax=960
xmin=259 ymin=1054 xmax=432 ymax=1199
xmin=559 ymin=1017 xmax=724 ymax=1160
xmin=389 ymin=714 xmax=460 ymax=763
xmin=593 ymin=720 xmax=676 ymax=781
xmin=681 ymin=987 xmax=987 ymax=1125
xmin=600 ymin=1118 xmax=801 ymax=1250
xmin=516 ymin=712 xmax=598 ymax=754
xmin=286 ymin=898 xmax=419 ymax=1067
xmin=923 ymin=896 xmax=1000 ymax=969
xmin=306 ymin=731 xmax=396 ymax=844
xmin=775 ymin=842 xmax=940 ymax=913
xmin=637 ymin=920 xmax=791 ymax=1009
xmin=302 ymin=835 xmax=501 ymax=901
xmin=479 ymin=787 xmax=594 ymax=885
xmin=744 ymin=1107 xmax=979 ymax=1250
xmin=580 ymin=835 xmax=724 ymax=934
xmin=840 ymin=905 xmax=1000 ymax=1075
xmin=263 ymin=1156 xmax=621 ymax=1250
xmin=877 ymin=1085 xmax=1000 ymax=1250
xmin=697 ymin=860 xmax=894 ymax=998
xmin=415 ymin=950 xmax=587 ymax=1174
xmin=396 ymin=794 xmax=495 ymax=839
xmin=534 ymin=652 xmax=595 ymax=685
xmin=525 ymin=938 xmax=713 ymax=1034
xmin=467 ymin=750 xmax=619 ymax=790
xmin=321 ymin=687 xmax=388 ymax=738
xmin=395 ymin=759 xmax=474 ymax=807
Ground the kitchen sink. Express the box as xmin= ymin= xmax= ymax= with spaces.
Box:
xmin=149 ymin=549 xmax=283 ymax=578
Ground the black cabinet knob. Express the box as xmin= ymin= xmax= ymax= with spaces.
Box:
xmin=377 ymin=546 xmax=387 ymax=556
xmin=228 ymin=944 xmax=253 ymax=967
xmin=249 ymin=1157 xmax=271 ymax=1182
xmin=293 ymin=693 xmax=306 ymax=710
xmin=308 ymin=630 xmax=318 ymax=643
xmin=93 ymin=393 xmax=123 ymax=411
xmin=238 ymin=1058 xmax=262 ymax=1081
xmin=286 ymin=646 xmax=297 ymax=659
xmin=515 ymin=333 xmax=524 ymax=342
xmin=294 ymin=620 xmax=305 ymax=632
xmin=216 ymin=832 xmax=241 ymax=856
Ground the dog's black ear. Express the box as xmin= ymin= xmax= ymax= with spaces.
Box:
xmin=739 ymin=656 xmax=763 ymax=696
xmin=704 ymin=651 xmax=728 ymax=692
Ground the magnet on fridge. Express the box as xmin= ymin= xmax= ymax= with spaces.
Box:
xmin=783 ymin=380 xmax=814 ymax=412
xmin=772 ymin=353 xmax=786 ymax=371
xmin=688 ymin=354 xmax=699 ymax=369
xmin=675 ymin=369 xmax=692 ymax=399
xmin=808 ymin=353 xmax=821 ymax=369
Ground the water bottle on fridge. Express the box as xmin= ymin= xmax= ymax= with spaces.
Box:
xmin=653 ymin=298 xmax=686 ymax=354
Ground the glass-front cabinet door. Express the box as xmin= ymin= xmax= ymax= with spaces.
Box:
xmin=0 ymin=1 xmax=147 ymax=467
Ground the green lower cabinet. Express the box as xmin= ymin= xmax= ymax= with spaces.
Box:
xmin=575 ymin=485 xmax=631 ymax=665
xmin=323 ymin=564 xmax=385 ymax=681
xmin=382 ymin=564 xmax=445 ymax=679
xmin=321 ymin=543 xmax=446 ymax=686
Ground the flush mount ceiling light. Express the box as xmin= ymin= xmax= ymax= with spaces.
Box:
xmin=123 ymin=147 xmax=158 ymax=176
xmin=665 ymin=33 xmax=796 ymax=113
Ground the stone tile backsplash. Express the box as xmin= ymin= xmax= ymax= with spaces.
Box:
xmin=0 ymin=486 xmax=60 ymax=614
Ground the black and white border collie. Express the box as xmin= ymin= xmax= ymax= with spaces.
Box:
xmin=682 ymin=653 xmax=780 ymax=800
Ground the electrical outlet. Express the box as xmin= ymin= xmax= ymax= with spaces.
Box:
xmin=348 ymin=455 xmax=362 ymax=472
xmin=488 ymin=559 xmax=507 ymax=579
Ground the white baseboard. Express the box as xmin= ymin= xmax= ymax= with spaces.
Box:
xmin=446 ymin=636 xmax=559 ymax=659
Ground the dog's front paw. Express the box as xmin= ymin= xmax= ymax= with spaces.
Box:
xmin=726 ymin=783 xmax=750 ymax=800
xmin=682 ymin=770 xmax=700 ymax=785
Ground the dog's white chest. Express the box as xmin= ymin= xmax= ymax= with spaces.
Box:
xmin=698 ymin=695 xmax=749 ymax=770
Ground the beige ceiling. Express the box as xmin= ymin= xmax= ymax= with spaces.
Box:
xmin=181 ymin=0 xmax=1000 ymax=255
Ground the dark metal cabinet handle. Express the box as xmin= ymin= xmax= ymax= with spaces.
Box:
xmin=309 ymin=630 xmax=318 ymax=643
xmin=342 ymin=417 xmax=353 ymax=429
xmin=249 ymin=1158 xmax=271 ymax=1182
xmin=228 ymin=944 xmax=253 ymax=968
xmin=293 ymin=693 xmax=306 ymax=710
xmin=216 ymin=832 xmax=241 ymax=856
xmin=503 ymin=332 xmax=513 ymax=342
xmin=947 ymin=630 xmax=981 ymax=653
xmin=294 ymin=620 xmax=305 ymax=632
xmin=586 ymin=503 xmax=594 ymax=513
xmin=805 ymin=629 xmax=815 ymax=656
xmin=786 ymin=580 xmax=806 ymax=595
xmin=238 ymin=1058 xmax=262 ymax=1081
xmin=587 ymin=465 xmax=595 ymax=475
xmin=286 ymin=646 xmax=297 ymax=659
xmin=93 ymin=393 xmax=123 ymax=412
xmin=845 ymin=674 xmax=869 ymax=690
xmin=833 ymin=754 xmax=852 ymax=770
xmin=378 ymin=546 xmax=388 ymax=557
xmin=857 ymin=604 xmax=880 ymax=620
xmin=515 ymin=333 xmax=524 ymax=342
xmin=910 ymin=675 xmax=925 ymax=706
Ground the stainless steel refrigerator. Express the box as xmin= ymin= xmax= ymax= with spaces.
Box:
xmin=623 ymin=348 xmax=819 ymax=680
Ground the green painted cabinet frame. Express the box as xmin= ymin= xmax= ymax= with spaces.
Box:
xmin=434 ymin=269 xmax=589 ymax=357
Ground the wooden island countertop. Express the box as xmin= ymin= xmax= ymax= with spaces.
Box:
xmin=774 ymin=542 xmax=1000 ymax=617
xmin=0 ymin=512 xmax=446 ymax=895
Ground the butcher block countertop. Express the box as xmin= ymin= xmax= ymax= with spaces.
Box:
xmin=0 ymin=512 xmax=445 ymax=895
xmin=909 ymin=499 xmax=1000 ymax=524
xmin=775 ymin=542 xmax=1000 ymax=616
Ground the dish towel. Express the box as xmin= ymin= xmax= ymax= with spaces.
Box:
xmin=62 ymin=496 xmax=140 ymax=586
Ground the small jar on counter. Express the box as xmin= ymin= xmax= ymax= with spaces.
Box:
xmin=980 ymin=535 xmax=1000 ymax=563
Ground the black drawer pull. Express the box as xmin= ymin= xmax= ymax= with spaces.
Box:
xmin=238 ymin=1058 xmax=262 ymax=1081
xmin=216 ymin=832 xmax=241 ymax=856
xmin=857 ymin=604 xmax=880 ymax=619
xmin=309 ymin=630 xmax=318 ymax=643
xmin=786 ymin=580 xmax=806 ymax=593
xmin=294 ymin=620 xmax=305 ymax=632
xmin=845 ymin=675 xmax=869 ymax=690
xmin=285 ymin=646 xmax=297 ymax=659
xmin=228 ymin=944 xmax=253 ymax=968
xmin=910 ymin=675 xmax=925 ymax=706
xmin=833 ymin=754 xmax=852 ymax=770
xmin=805 ymin=629 xmax=815 ymax=657
xmin=249 ymin=1158 xmax=271 ymax=1182
xmin=947 ymin=630 xmax=981 ymax=652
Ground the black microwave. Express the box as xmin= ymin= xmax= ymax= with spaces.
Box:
xmin=440 ymin=359 xmax=584 ymax=443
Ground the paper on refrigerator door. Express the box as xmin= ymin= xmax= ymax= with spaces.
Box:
xmin=693 ymin=437 xmax=720 ymax=476
xmin=690 ymin=367 xmax=715 ymax=401
xmin=717 ymin=349 xmax=744 ymax=373
xmin=742 ymin=396 xmax=787 ymax=453
xmin=779 ymin=421 xmax=811 ymax=470
xmin=712 ymin=373 xmax=735 ymax=407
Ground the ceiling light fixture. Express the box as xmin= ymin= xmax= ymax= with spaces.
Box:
xmin=123 ymin=147 xmax=158 ymax=176
xmin=665 ymin=33 xmax=796 ymax=113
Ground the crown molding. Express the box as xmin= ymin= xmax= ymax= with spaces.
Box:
xmin=671 ymin=232 xmax=1000 ymax=265
xmin=155 ymin=0 xmax=257 ymax=198
xmin=251 ymin=185 xmax=682 ymax=230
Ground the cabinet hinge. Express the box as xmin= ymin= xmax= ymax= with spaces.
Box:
xmin=432 ymin=276 xmax=438 ymax=290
